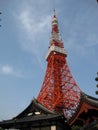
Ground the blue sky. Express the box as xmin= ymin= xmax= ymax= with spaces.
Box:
xmin=0 ymin=0 xmax=98 ymax=120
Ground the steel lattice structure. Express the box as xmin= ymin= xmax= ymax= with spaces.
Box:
xmin=37 ymin=10 xmax=82 ymax=120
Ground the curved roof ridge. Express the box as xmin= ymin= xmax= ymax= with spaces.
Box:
xmin=81 ymin=92 xmax=98 ymax=107
xmin=82 ymin=92 xmax=98 ymax=100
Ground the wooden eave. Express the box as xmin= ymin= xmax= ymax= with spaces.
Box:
xmin=0 ymin=114 xmax=66 ymax=129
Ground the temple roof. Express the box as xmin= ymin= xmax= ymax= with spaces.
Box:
xmin=0 ymin=93 xmax=98 ymax=129
xmin=14 ymin=97 xmax=55 ymax=119
xmin=68 ymin=92 xmax=98 ymax=126
xmin=0 ymin=98 xmax=66 ymax=129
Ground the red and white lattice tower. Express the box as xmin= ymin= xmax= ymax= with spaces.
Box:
xmin=37 ymin=10 xmax=82 ymax=120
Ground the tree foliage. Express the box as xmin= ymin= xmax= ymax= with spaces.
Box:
xmin=0 ymin=127 xmax=4 ymax=130
xmin=71 ymin=125 xmax=80 ymax=130
xmin=95 ymin=72 xmax=98 ymax=95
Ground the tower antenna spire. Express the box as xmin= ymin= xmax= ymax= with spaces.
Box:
xmin=53 ymin=8 xmax=56 ymax=17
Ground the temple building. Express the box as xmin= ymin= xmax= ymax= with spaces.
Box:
xmin=0 ymin=10 xmax=98 ymax=130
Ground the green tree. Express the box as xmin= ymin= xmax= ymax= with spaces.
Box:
xmin=95 ymin=72 xmax=98 ymax=95
xmin=0 ymin=127 xmax=4 ymax=130
xmin=71 ymin=125 xmax=80 ymax=130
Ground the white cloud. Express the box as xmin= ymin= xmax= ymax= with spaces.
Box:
xmin=15 ymin=8 xmax=51 ymax=41
xmin=1 ymin=65 xmax=13 ymax=75
xmin=14 ymin=4 xmax=51 ymax=51
xmin=0 ymin=65 xmax=24 ymax=78
xmin=13 ymin=5 xmax=51 ymax=69
xmin=20 ymin=11 xmax=50 ymax=34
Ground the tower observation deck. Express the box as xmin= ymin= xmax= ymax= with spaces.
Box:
xmin=37 ymin=10 xmax=82 ymax=120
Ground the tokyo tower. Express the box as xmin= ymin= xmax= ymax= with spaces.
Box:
xmin=37 ymin=10 xmax=82 ymax=120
